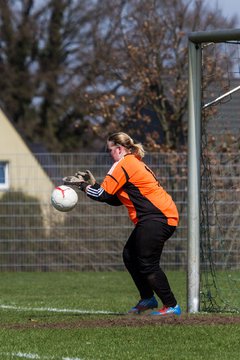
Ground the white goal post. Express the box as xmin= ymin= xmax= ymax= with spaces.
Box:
xmin=187 ymin=28 xmax=240 ymax=313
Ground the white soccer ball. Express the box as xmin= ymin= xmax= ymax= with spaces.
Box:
xmin=51 ymin=185 xmax=78 ymax=212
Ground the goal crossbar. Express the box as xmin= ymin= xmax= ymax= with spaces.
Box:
xmin=189 ymin=28 xmax=240 ymax=43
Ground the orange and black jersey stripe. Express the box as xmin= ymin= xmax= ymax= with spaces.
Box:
xmin=86 ymin=154 xmax=179 ymax=226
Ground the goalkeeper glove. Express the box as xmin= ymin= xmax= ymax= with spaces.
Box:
xmin=75 ymin=170 xmax=96 ymax=185
xmin=62 ymin=175 xmax=89 ymax=192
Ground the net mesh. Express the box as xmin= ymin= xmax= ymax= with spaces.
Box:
xmin=201 ymin=41 xmax=240 ymax=312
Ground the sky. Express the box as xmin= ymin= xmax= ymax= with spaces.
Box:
xmin=213 ymin=0 xmax=240 ymax=26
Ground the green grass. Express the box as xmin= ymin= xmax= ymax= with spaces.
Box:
xmin=0 ymin=271 xmax=239 ymax=360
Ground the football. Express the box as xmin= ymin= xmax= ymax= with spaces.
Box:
xmin=51 ymin=185 xmax=78 ymax=212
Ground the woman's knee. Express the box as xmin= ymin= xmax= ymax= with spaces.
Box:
xmin=122 ymin=247 xmax=132 ymax=267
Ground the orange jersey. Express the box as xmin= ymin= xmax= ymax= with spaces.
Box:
xmin=87 ymin=154 xmax=179 ymax=226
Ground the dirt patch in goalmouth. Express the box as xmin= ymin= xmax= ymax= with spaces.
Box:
xmin=3 ymin=314 xmax=240 ymax=330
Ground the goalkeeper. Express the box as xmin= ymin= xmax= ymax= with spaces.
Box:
xmin=63 ymin=132 xmax=181 ymax=316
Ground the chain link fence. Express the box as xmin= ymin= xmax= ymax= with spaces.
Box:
xmin=0 ymin=152 xmax=188 ymax=271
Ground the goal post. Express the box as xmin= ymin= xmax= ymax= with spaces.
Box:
xmin=187 ymin=40 xmax=202 ymax=313
xmin=187 ymin=28 xmax=240 ymax=313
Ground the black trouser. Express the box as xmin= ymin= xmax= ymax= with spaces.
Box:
xmin=122 ymin=219 xmax=177 ymax=308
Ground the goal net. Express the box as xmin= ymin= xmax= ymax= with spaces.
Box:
xmin=188 ymin=29 xmax=240 ymax=313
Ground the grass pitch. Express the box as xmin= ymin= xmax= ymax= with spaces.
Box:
xmin=0 ymin=271 xmax=239 ymax=360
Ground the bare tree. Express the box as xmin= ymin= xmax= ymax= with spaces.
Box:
xmin=85 ymin=0 xmax=237 ymax=150
xmin=0 ymin=0 xmax=237 ymax=151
